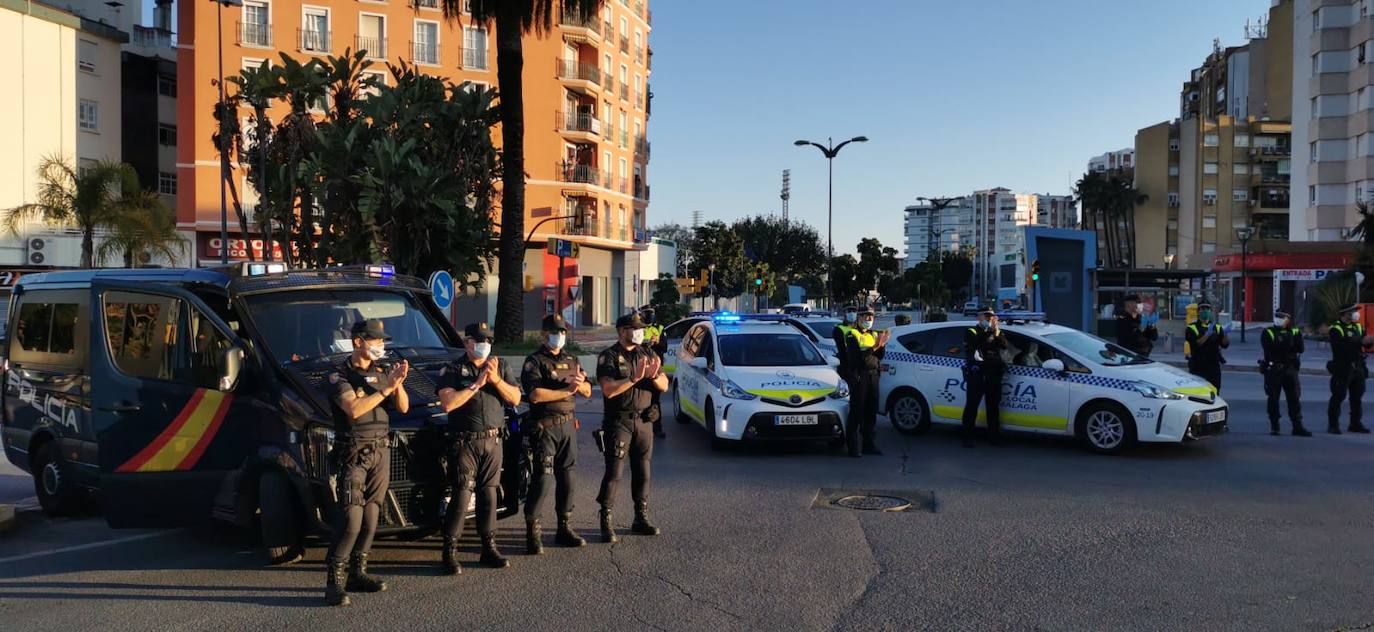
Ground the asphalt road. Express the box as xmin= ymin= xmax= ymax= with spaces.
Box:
xmin=1 ymin=372 xmax=1372 ymax=631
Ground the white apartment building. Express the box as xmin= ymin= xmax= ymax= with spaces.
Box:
xmin=1088 ymin=148 xmax=1135 ymax=173
xmin=1036 ymin=194 xmax=1078 ymax=229
xmin=901 ymin=197 xmax=967 ymax=267
xmin=1291 ymin=0 xmax=1374 ymax=241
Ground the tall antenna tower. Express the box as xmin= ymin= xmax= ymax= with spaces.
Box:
xmin=691 ymin=210 xmax=702 ymax=228
xmin=781 ymin=170 xmax=791 ymax=223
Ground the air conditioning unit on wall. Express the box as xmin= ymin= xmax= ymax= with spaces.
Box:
xmin=25 ymin=233 xmax=85 ymax=268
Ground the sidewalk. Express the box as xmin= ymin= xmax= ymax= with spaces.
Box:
xmin=1147 ymin=325 xmax=1333 ymax=376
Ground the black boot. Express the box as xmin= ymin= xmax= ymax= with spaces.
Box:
xmin=346 ymin=552 xmax=388 ymax=593
xmin=862 ymin=441 xmax=883 ymax=456
xmin=325 ymin=557 xmax=351 ymax=607
xmin=1350 ymin=423 xmax=1371 ymax=434
xmin=555 ymin=513 xmax=586 ymax=547
xmin=440 ymin=537 xmax=461 ymax=576
xmin=1293 ymin=423 xmax=1312 ymax=437
xmin=479 ymin=534 xmax=509 ymax=568
xmin=600 ymin=508 xmax=619 ymax=544
xmin=525 ymin=519 xmax=544 ymax=556
xmin=631 ymin=502 xmax=661 ymax=536
xmin=1329 ymin=423 xmax=1343 ymax=435
xmin=1269 ymin=420 xmax=1281 ymax=436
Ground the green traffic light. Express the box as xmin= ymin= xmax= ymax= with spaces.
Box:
xmin=1031 ymin=273 xmax=1039 ymax=281
xmin=755 ymin=278 xmax=763 ymax=286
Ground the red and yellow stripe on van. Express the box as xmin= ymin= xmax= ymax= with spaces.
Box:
xmin=115 ymin=390 xmax=235 ymax=473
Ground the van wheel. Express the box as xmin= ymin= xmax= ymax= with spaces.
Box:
xmin=258 ymin=471 xmax=304 ymax=565
xmin=674 ymin=383 xmax=690 ymax=424
xmin=32 ymin=442 xmax=79 ymax=517
xmin=1076 ymin=402 xmax=1137 ymax=455
xmin=888 ymin=388 xmax=932 ymax=435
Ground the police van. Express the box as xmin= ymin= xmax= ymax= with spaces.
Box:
xmin=0 ymin=263 xmax=527 ymax=562
xmin=877 ymin=313 xmax=1229 ymax=454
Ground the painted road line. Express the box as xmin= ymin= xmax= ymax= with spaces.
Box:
xmin=0 ymin=531 xmax=174 ymax=564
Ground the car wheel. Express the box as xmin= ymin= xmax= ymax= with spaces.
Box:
xmin=674 ymin=382 xmax=690 ymax=424
xmin=1076 ymin=402 xmax=1137 ymax=455
xmin=887 ymin=388 xmax=932 ymax=435
xmin=32 ymin=442 xmax=79 ymax=517
xmin=258 ymin=470 xmax=304 ymax=565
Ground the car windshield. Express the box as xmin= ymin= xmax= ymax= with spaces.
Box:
xmin=1044 ymin=331 xmax=1153 ymax=367
xmin=718 ymin=333 xmax=825 ymax=367
xmin=244 ymin=289 xmax=448 ymax=365
xmin=803 ymin=320 xmax=842 ymax=339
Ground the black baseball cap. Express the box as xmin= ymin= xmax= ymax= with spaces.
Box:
xmin=977 ymin=307 xmax=996 ymax=316
xmin=464 ymin=322 xmax=494 ymax=341
xmin=1274 ymin=310 xmax=1292 ymax=319
xmin=541 ymin=314 xmax=568 ymax=332
xmin=1197 ymin=302 xmax=1213 ymax=310
xmin=857 ymin=308 xmax=875 ymax=317
xmin=351 ymin=319 xmax=391 ymax=341
xmin=1338 ymin=304 xmax=1359 ymax=315
xmin=616 ymin=312 xmax=646 ymax=329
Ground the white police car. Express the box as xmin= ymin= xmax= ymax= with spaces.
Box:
xmin=672 ymin=314 xmax=849 ymax=449
xmin=877 ymin=313 xmax=1228 ymax=454
xmin=660 ymin=313 xmax=833 ymax=380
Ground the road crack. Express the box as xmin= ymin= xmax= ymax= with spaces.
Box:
xmin=831 ymin=513 xmax=886 ymax=631
xmin=606 ymin=535 xmax=745 ymax=623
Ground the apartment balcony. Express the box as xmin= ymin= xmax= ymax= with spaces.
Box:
xmin=634 ymin=135 xmax=650 ymax=157
xmin=619 ymin=129 xmax=629 ymax=148
xmin=411 ymin=40 xmax=439 ymax=66
xmin=463 ymin=47 xmax=488 ymax=70
xmin=559 ymin=10 xmax=602 ymax=42
xmin=298 ymin=28 xmax=331 ymax=54
xmin=556 ymin=111 xmax=602 ymax=142
xmin=1250 ymin=145 xmax=1292 ymax=158
xmin=634 ymin=89 xmax=644 ymax=109
xmin=619 ymin=35 xmax=629 ymax=53
xmin=619 ymin=83 xmax=628 ymax=101
xmin=237 ymin=21 xmax=272 ymax=47
xmin=634 ymin=182 xmax=650 ymax=201
xmin=557 ymin=59 xmax=601 ymax=95
xmin=555 ymin=161 xmax=607 ymax=187
xmin=356 ymin=35 xmax=387 ymax=60
xmin=1252 ymin=172 xmax=1291 ymax=185
xmin=413 ymin=0 xmax=439 ymax=7
xmin=635 ymin=44 xmax=644 ymax=63
xmin=131 ymin=25 xmax=173 ymax=49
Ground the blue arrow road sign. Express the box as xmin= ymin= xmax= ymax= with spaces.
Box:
xmin=429 ymin=270 xmax=454 ymax=310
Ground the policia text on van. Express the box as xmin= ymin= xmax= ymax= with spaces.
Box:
xmin=0 ymin=264 xmax=527 ymax=562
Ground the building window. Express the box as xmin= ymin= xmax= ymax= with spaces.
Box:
xmin=1204 ymin=133 xmax=1219 ymax=147
xmin=79 ymin=99 xmax=98 ymax=131
xmin=413 ymin=21 xmax=439 ymax=65
xmin=1169 ymin=138 xmax=1180 ymax=152
xmin=301 ymin=6 xmax=330 ymax=52
xmin=242 ymin=2 xmax=271 ymax=47
xmin=1203 ymin=188 xmax=1218 ymax=205
xmin=1168 ymin=165 xmax=1179 ymax=177
xmin=463 ymin=26 xmax=488 ymax=69
xmin=158 ymin=124 xmax=177 ymax=146
xmin=158 ymin=172 xmax=177 ymax=195
xmin=1201 ymin=241 xmax=1216 ymax=253
xmin=361 ymin=70 xmax=386 ymax=98
xmin=1310 ymin=141 xmax=1318 ymax=163
xmin=1233 ymin=133 xmax=1250 ymax=148
xmin=1233 ymin=163 xmax=1248 ymax=175
xmin=158 ymin=75 xmax=176 ymax=97
xmin=78 ymin=39 xmax=97 ymax=73
xmin=1168 ymin=192 xmax=1179 ymax=207
xmin=1233 ymin=189 xmax=1248 ymax=202
xmin=1309 ymin=185 xmax=1317 ymax=204
xmin=1167 ymin=219 xmax=1179 ymax=230
xmin=1204 ymin=162 xmax=1218 ymax=175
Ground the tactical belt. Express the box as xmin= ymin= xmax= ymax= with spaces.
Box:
xmin=530 ymin=412 xmax=575 ymax=429
xmin=449 ymin=427 xmax=503 ymax=442
xmin=340 ymin=433 xmax=391 ymax=447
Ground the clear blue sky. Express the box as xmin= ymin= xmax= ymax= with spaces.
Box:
xmin=647 ymin=0 xmax=1269 ymax=257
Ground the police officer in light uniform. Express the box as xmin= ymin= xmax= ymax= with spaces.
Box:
xmin=1327 ymin=304 xmax=1372 ymax=434
xmin=325 ymin=319 xmax=409 ymax=607
xmin=640 ymin=308 xmax=669 ymax=439
xmin=520 ymin=314 xmax=590 ymax=555
xmin=436 ymin=322 xmax=522 ymax=574
xmin=1186 ymin=302 xmax=1229 ymax=390
xmin=962 ymin=307 xmax=1008 ymax=448
xmin=841 ymin=308 xmax=888 ymax=457
xmin=1114 ymin=294 xmax=1158 ymax=357
xmin=596 ymin=312 xmax=668 ymax=543
xmin=1261 ymin=310 xmax=1310 ymax=437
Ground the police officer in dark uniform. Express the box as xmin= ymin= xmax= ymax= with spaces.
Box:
xmin=832 ymin=307 xmax=858 ymax=359
xmin=1185 ymin=302 xmax=1229 ymax=390
xmin=1261 ymin=310 xmax=1310 ymax=437
xmin=640 ymin=308 xmax=669 ymax=439
xmin=962 ymin=307 xmax=1008 ymax=448
xmin=1114 ymin=294 xmax=1158 ymax=357
xmin=520 ymin=314 xmax=591 ymax=555
xmin=1327 ymin=304 xmax=1372 ymax=434
xmin=841 ymin=308 xmax=888 ymax=457
xmin=324 ymin=319 xmax=409 ymax=607
xmin=596 ymin=312 xmax=669 ymax=543
xmin=436 ymin=322 xmax=522 ymax=574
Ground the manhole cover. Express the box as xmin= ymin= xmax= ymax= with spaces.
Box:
xmin=833 ymin=494 xmax=912 ymax=512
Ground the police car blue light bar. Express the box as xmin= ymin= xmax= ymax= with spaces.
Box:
xmin=994 ymin=310 xmax=1047 ymax=322
xmin=713 ymin=312 xmax=742 ymax=323
xmin=242 ymin=262 xmax=288 ymax=277
xmin=365 ymin=264 xmax=395 ymax=278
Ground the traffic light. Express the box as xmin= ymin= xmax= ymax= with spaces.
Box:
xmin=1030 ymin=260 xmax=1041 ymax=283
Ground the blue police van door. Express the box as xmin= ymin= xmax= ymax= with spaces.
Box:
xmin=91 ymin=281 xmax=250 ymax=528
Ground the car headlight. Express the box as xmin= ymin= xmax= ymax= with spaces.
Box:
xmin=721 ymin=379 xmax=757 ymax=400
xmin=829 ymin=380 xmax=850 ymax=399
xmin=1129 ymin=381 xmax=1185 ymax=400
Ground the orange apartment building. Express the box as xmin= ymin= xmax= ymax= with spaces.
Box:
xmin=177 ymin=0 xmax=653 ymax=327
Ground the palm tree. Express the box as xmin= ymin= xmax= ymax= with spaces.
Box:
xmin=229 ymin=59 xmax=285 ymax=260
xmin=1075 ymin=169 xmax=1146 ymax=266
xmin=210 ymin=96 xmax=254 ymax=255
xmin=451 ymin=0 xmax=606 ymax=343
xmin=2 ymin=157 xmax=167 ymax=268
xmin=96 ymin=189 xmax=186 ymax=267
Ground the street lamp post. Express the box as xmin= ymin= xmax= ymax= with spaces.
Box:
xmin=1164 ymin=254 xmax=1176 ymax=321
xmin=211 ymin=0 xmax=244 ymax=266
xmin=1234 ymin=227 xmax=1253 ymax=343
xmin=794 ymin=135 xmax=868 ymax=309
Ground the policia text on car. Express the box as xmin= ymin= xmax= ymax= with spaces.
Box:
xmin=324 ymin=319 xmax=410 ymax=607
xmin=595 ymin=312 xmax=669 ymax=543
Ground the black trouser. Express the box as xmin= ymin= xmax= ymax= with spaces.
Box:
xmin=442 ymin=435 xmax=503 ymax=540
xmin=962 ymin=368 xmax=1003 ymax=440
xmin=648 ymin=388 xmax=664 ymax=435
xmin=1264 ymin=365 xmax=1302 ymax=429
xmin=845 ymin=370 xmax=879 ymax=452
xmin=524 ymin=418 xmax=577 ymax=519
xmin=596 ymin=416 xmax=653 ymax=510
xmin=1190 ymin=362 xmax=1222 ymax=391
xmin=1328 ymin=367 xmax=1368 ymax=429
xmin=327 ymin=440 xmax=390 ymax=560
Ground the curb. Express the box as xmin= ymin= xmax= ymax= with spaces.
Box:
xmin=1158 ymin=360 xmax=1328 ymax=377
xmin=0 ymin=504 xmax=15 ymax=535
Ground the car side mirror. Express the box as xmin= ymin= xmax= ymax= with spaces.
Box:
xmin=1042 ymin=358 xmax=1066 ymax=373
xmin=826 ymin=356 xmax=840 ymax=369
xmin=219 ymin=347 xmax=244 ymax=391
xmin=689 ymin=356 xmax=708 ymax=370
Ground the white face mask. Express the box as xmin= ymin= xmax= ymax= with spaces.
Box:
xmin=1273 ymin=318 xmax=1287 ymax=328
xmin=364 ymin=343 xmax=386 ymax=361
xmin=843 ymin=312 xmax=856 ymax=323
xmin=470 ymin=341 xmax=492 ymax=360
xmin=630 ymin=329 xmax=645 ymax=345
xmin=1353 ymin=312 xmax=1362 ymax=323
xmin=546 ymin=333 xmax=566 ymax=351
xmin=858 ymin=319 xmax=874 ymax=330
